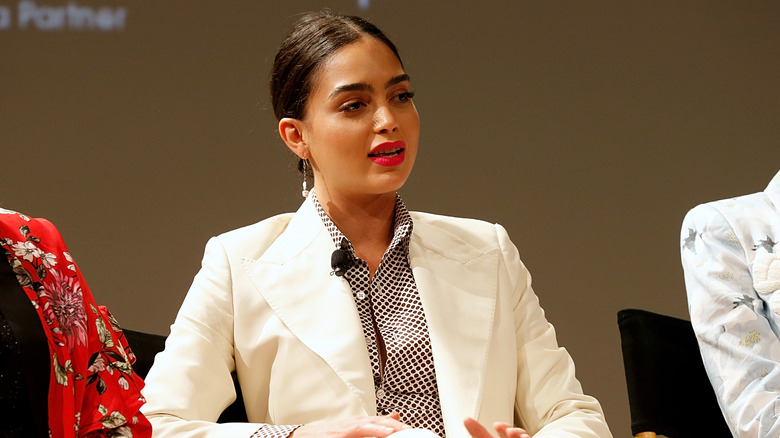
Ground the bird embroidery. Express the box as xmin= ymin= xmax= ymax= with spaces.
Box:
xmin=733 ymin=294 xmax=755 ymax=312
xmin=683 ymin=228 xmax=697 ymax=254
xmin=753 ymin=235 xmax=777 ymax=253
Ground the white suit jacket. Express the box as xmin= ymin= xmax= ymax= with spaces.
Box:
xmin=141 ymin=198 xmax=611 ymax=438
xmin=681 ymin=170 xmax=780 ymax=437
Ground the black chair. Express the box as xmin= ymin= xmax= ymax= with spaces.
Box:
xmin=123 ymin=328 xmax=248 ymax=423
xmin=122 ymin=329 xmax=165 ymax=380
xmin=617 ymin=309 xmax=732 ymax=438
xmin=0 ymin=256 xmax=50 ymax=437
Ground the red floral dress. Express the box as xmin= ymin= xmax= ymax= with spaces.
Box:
xmin=0 ymin=208 xmax=152 ymax=437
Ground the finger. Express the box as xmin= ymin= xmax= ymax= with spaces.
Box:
xmin=342 ymin=419 xmax=400 ymax=438
xmin=358 ymin=424 xmax=400 ymax=437
xmin=505 ymin=427 xmax=530 ymax=438
xmin=384 ymin=412 xmax=402 ymax=421
xmin=367 ymin=414 xmax=410 ymax=432
xmin=493 ymin=422 xmax=510 ymax=438
xmin=494 ymin=421 xmax=529 ymax=438
xmin=463 ymin=417 xmax=493 ymax=438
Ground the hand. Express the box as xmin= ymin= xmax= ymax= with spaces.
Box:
xmin=292 ymin=412 xmax=411 ymax=438
xmin=463 ymin=417 xmax=530 ymax=438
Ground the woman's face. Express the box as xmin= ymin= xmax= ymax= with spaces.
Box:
xmin=297 ymin=37 xmax=419 ymax=200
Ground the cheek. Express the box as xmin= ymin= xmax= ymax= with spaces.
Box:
xmin=311 ymin=126 xmax=370 ymax=165
xmin=311 ymin=119 xmax=354 ymax=148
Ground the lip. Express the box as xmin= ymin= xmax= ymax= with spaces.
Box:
xmin=369 ymin=140 xmax=406 ymax=155
xmin=368 ymin=140 xmax=406 ymax=167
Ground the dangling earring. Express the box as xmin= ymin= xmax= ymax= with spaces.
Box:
xmin=301 ymin=158 xmax=310 ymax=198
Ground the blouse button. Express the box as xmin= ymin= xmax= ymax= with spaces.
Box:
xmin=357 ymin=291 xmax=366 ymax=300
xmin=376 ymin=388 xmax=386 ymax=399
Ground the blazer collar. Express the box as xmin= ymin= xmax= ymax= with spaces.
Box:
xmin=252 ymin=195 xmax=327 ymax=264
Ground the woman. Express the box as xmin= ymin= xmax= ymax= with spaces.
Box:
xmin=0 ymin=208 xmax=152 ymax=437
xmin=681 ymin=170 xmax=780 ymax=436
xmin=141 ymin=11 xmax=611 ymax=438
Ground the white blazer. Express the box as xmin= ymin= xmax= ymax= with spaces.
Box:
xmin=141 ymin=198 xmax=611 ymax=438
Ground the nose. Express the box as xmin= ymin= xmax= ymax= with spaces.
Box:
xmin=373 ymin=105 xmax=399 ymax=134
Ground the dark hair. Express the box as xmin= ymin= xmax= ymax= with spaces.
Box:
xmin=270 ymin=11 xmax=403 ymax=122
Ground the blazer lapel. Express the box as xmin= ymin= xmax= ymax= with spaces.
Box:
xmin=410 ymin=216 xmax=498 ymax=436
xmin=240 ymin=199 xmax=376 ymax=414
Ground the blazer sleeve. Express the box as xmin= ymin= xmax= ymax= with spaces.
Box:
xmin=496 ymin=225 xmax=612 ymax=438
xmin=681 ymin=203 xmax=780 ymax=437
xmin=140 ymin=236 xmax=266 ymax=437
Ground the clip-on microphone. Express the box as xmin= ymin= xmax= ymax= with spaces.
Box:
xmin=330 ymin=238 xmax=354 ymax=277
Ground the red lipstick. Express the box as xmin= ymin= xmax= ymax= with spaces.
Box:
xmin=368 ymin=141 xmax=406 ymax=167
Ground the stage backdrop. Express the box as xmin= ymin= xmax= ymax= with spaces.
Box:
xmin=2 ymin=0 xmax=779 ymax=435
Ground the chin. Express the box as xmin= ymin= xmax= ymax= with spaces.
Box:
xmin=371 ymin=176 xmax=410 ymax=195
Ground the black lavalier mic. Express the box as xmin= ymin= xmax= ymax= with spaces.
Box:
xmin=330 ymin=239 xmax=354 ymax=277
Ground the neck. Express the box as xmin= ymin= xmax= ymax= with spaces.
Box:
xmin=317 ymin=188 xmax=397 ymax=247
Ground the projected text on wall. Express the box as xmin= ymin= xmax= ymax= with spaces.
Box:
xmin=0 ymin=1 xmax=126 ymax=31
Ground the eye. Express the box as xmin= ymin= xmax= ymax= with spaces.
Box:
xmin=394 ymin=91 xmax=416 ymax=103
xmin=340 ymin=100 xmax=365 ymax=112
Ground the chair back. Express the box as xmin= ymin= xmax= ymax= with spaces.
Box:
xmin=123 ymin=329 xmax=165 ymax=380
xmin=617 ymin=308 xmax=732 ymax=437
xmin=0 ymin=258 xmax=49 ymax=437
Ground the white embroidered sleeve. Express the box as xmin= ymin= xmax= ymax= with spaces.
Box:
xmin=681 ymin=204 xmax=780 ymax=437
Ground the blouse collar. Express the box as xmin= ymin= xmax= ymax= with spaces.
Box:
xmin=310 ymin=189 xmax=414 ymax=261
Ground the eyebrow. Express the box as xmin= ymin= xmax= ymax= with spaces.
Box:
xmin=329 ymin=74 xmax=411 ymax=99
xmin=386 ymin=73 xmax=411 ymax=88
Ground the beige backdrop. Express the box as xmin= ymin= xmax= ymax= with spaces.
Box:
xmin=3 ymin=0 xmax=779 ymax=435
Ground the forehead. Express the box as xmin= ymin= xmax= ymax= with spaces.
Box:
xmin=311 ymin=38 xmax=406 ymax=93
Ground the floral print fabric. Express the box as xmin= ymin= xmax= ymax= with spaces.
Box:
xmin=0 ymin=208 xmax=151 ymax=437
xmin=680 ymin=171 xmax=780 ymax=437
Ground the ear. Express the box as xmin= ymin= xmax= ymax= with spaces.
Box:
xmin=279 ymin=118 xmax=309 ymax=159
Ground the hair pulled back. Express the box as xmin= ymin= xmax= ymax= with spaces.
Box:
xmin=270 ymin=11 xmax=402 ymax=122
